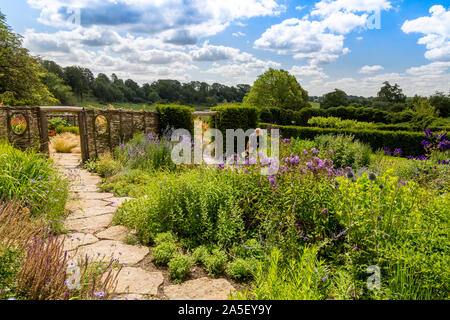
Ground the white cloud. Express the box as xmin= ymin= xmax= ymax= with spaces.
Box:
xmin=232 ymin=31 xmax=246 ymax=37
xmin=401 ymin=5 xmax=450 ymax=62
xmin=406 ymin=61 xmax=450 ymax=76
xmin=290 ymin=65 xmax=329 ymax=80
xmin=255 ymin=0 xmax=392 ymax=67
xmin=356 ymin=36 xmax=363 ymax=40
xmin=311 ymin=0 xmax=392 ymax=17
xmin=359 ymin=65 xmax=384 ymax=74
xmin=27 ymin=0 xmax=283 ymax=43
xmin=254 ymin=18 xmax=349 ymax=66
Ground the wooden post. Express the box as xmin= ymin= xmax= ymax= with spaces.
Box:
xmin=78 ymin=108 xmax=89 ymax=162
xmin=38 ymin=107 xmax=49 ymax=155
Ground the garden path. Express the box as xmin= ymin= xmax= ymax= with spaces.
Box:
xmin=53 ymin=153 xmax=236 ymax=300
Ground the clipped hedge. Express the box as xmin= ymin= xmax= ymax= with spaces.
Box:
xmin=259 ymin=106 xmax=420 ymax=127
xmin=212 ymin=105 xmax=259 ymax=133
xmin=260 ymin=123 xmax=425 ymax=156
xmin=55 ymin=126 xmax=79 ymax=135
xmin=156 ymin=104 xmax=194 ymax=133
xmin=374 ymin=123 xmax=449 ymax=132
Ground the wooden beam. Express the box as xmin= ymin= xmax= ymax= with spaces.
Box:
xmin=193 ymin=111 xmax=217 ymax=117
xmin=39 ymin=106 xmax=84 ymax=113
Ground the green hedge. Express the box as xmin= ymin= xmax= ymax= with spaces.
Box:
xmin=55 ymin=126 xmax=79 ymax=135
xmin=259 ymin=106 xmax=418 ymax=126
xmin=260 ymin=123 xmax=426 ymax=156
xmin=156 ymin=104 xmax=195 ymax=133
xmin=211 ymin=105 xmax=259 ymax=133
xmin=374 ymin=123 xmax=449 ymax=132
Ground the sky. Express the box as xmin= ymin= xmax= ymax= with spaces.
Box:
xmin=1 ymin=0 xmax=449 ymax=97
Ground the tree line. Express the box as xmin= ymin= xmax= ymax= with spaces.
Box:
xmin=0 ymin=11 xmax=250 ymax=107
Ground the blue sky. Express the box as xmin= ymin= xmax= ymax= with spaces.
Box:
xmin=1 ymin=0 xmax=449 ymax=96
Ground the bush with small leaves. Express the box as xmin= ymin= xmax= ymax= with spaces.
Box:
xmin=192 ymin=245 xmax=209 ymax=265
xmin=226 ymin=258 xmax=257 ymax=282
xmin=204 ymin=248 xmax=228 ymax=277
xmin=152 ymin=242 xmax=177 ymax=265
xmin=154 ymin=232 xmax=177 ymax=246
xmin=95 ymin=153 xmax=122 ymax=178
xmin=168 ymin=254 xmax=193 ymax=284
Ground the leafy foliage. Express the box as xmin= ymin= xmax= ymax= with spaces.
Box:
xmin=243 ymin=69 xmax=310 ymax=110
xmin=0 ymin=13 xmax=57 ymax=106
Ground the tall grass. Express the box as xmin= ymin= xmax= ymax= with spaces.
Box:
xmin=49 ymin=132 xmax=80 ymax=153
xmin=234 ymin=246 xmax=328 ymax=300
xmin=0 ymin=140 xmax=68 ymax=226
xmin=0 ymin=198 xmax=121 ymax=300
xmin=115 ymin=133 xmax=175 ymax=172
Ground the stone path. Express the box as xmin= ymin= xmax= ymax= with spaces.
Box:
xmin=53 ymin=153 xmax=236 ymax=300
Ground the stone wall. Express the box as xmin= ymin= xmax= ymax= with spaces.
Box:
xmin=0 ymin=107 xmax=160 ymax=161
xmin=81 ymin=109 xmax=160 ymax=159
xmin=0 ymin=106 xmax=48 ymax=153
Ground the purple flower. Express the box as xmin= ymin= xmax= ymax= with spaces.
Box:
xmin=321 ymin=274 xmax=328 ymax=281
xmin=268 ymin=176 xmax=277 ymax=188
xmin=93 ymin=291 xmax=105 ymax=298
xmin=322 ymin=208 xmax=328 ymax=214
xmin=353 ymin=246 xmax=358 ymax=251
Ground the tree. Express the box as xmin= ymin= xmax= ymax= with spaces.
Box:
xmin=321 ymin=89 xmax=348 ymax=109
xmin=377 ymin=81 xmax=406 ymax=104
xmin=410 ymin=97 xmax=438 ymax=130
xmin=413 ymin=98 xmax=439 ymax=117
xmin=0 ymin=11 xmax=57 ymax=105
xmin=41 ymin=72 xmax=74 ymax=105
xmin=64 ymin=66 xmax=90 ymax=101
xmin=429 ymin=92 xmax=450 ymax=118
xmin=243 ymin=69 xmax=310 ymax=110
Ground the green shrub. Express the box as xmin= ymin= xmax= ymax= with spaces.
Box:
xmin=204 ymin=248 xmax=228 ymax=277
xmin=192 ymin=245 xmax=209 ymax=264
xmin=152 ymin=242 xmax=178 ymax=265
xmin=259 ymin=106 xmax=420 ymax=126
xmin=230 ymin=239 xmax=264 ymax=259
xmin=115 ymin=133 xmax=175 ymax=172
xmin=261 ymin=124 xmax=425 ymax=156
xmin=313 ymin=134 xmax=372 ymax=169
xmin=48 ymin=117 xmax=71 ymax=130
xmin=308 ymin=116 xmax=377 ymax=130
xmin=234 ymin=247 xmax=328 ymax=300
xmin=0 ymin=247 xmax=21 ymax=300
xmin=212 ymin=104 xmax=259 ymax=133
xmin=156 ymin=104 xmax=194 ymax=133
xmin=331 ymin=172 xmax=449 ymax=299
xmin=95 ymin=153 xmax=122 ymax=178
xmin=168 ymin=254 xmax=193 ymax=284
xmin=0 ymin=141 xmax=68 ymax=225
xmin=226 ymin=258 xmax=257 ymax=281
xmin=55 ymin=126 xmax=79 ymax=135
xmin=114 ymin=169 xmax=245 ymax=247
xmin=154 ymin=232 xmax=177 ymax=246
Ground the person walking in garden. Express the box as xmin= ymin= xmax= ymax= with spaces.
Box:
xmin=246 ymin=128 xmax=261 ymax=157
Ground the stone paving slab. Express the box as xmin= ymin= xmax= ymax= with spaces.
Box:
xmin=114 ymin=267 xmax=164 ymax=296
xmin=61 ymin=233 xmax=99 ymax=251
xmin=67 ymin=206 xmax=117 ymax=220
xmin=65 ymin=213 xmax=114 ymax=233
xmin=75 ymin=240 xmax=149 ymax=265
xmin=164 ymin=277 xmax=236 ymax=300
xmin=76 ymin=192 xmax=115 ymax=200
xmin=96 ymin=226 xmax=129 ymax=241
